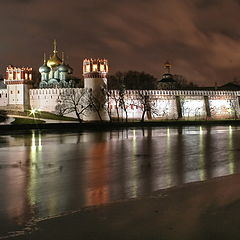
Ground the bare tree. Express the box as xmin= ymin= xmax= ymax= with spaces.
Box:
xmin=108 ymin=75 xmax=130 ymax=122
xmin=135 ymin=91 xmax=158 ymax=122
xmin=118 ymin=83 xmax=131 ymax=122
xmin=228 ymin=98 xmax=239 ymax=119
xmin=87 ymin=89 xmax=105 ymax=121
xmin=110 ymin=90 xmax=121 ymax=121
xmin=56 ymin=88 xmax=90 ymax=123
xmin=102 ymin=87 xmax=113 ymax=122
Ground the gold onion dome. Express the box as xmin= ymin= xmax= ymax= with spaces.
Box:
xmin=47 ymin=40 xmax=62 ymax=68
xmin=47 ymin=54 xmax=62 ymax=68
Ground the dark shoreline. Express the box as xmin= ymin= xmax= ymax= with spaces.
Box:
xmin=0 ymin=119 xmax=240 ymax=132
xmin=9 ymin=173 xmax=240 ymax=240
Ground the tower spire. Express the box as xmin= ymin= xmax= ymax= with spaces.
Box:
xmin=53 ymin=39 xmax=57 ymax=54
xmin=62 ymin=52 xmax=65 ymax=64
xmin=43 ymin=53 xmax=46 ymax=64
xmin=164 ymin=61 xmax=171 ymax=74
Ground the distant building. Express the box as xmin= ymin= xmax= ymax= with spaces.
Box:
xmin=219 ymin=82 xmax=240 ymax=90
xmin=158 ymin=61 xmax=176 ymax=89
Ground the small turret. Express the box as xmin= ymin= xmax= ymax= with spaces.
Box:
xmin=83 ymin=58 xmax=108 ymax=78
xmin=5 ymin=65 xmax=33 ymax=82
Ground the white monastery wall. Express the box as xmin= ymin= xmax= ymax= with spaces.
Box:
xmin=153 ymin=98 xmax=178 ymax=119
xmin=29 ymin=88 xmax=85 ymax=113
xmin=30 ymin=88 xmax=61 ymax=112
xmin=1 ymin=87 xmax=240 ymax=120
xmin=209 ymin=96 xmax=239 ymax=119
xmin=180 ymin=96 xmax=206 ymax=119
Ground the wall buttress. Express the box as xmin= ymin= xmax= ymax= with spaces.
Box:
xmin=204 ymin=96 xmax=211 ymax=118
xmin=175 ymin=96 xmax=182 ymax=119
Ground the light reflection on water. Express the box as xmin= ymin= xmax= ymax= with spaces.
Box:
xmin=0 ymin=126 xmax=240 ymax=235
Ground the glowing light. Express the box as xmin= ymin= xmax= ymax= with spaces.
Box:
xmin=31 ymin=130 xmax=36 ymax=151
xmin=131 ymin=134 xmax=138 ymax=198
xmin=29 ymin=108 xmax=40 ymax=119
xmin=38 ymin=131 xmax=42 ymax=151
xmin=166 ymin=127 xmax=173 ymax=186
xmin=93 ymin=64 xmax=98 ymax=71
xmin=132 ymin=129 xmax=136 ymax=140
xmin=167 ymin=127 xmax=170 ymax=137
xmin=30 ymin=109 xmax=37 ymax=115
xmin=17 ymin=72 xmax=21 ymax=80
xmin=9 ymin=73 xmax=13 ymax=80
xmin=228 ymin=125 xmax=234 ymax=174
xmin=85 ymin=64 xmax=90 ymax=72
xmin=199 ymin=126 xmax=206 ymax=181
xmin=28 ymin=130 xmax=43 ymax=206
xmin=100 ymin=64 xmax=105 ymax=72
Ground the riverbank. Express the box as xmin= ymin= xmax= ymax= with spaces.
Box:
xmin=10 ymin=173 xmax=240 ymax=240
xmin=0 ymin=119 xmax=240 ymax=131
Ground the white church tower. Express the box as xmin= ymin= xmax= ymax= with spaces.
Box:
xmin=4 ymin=65 xmax=33 ymax=111
xmin=83 ymin=58 xmax=109 ymax=121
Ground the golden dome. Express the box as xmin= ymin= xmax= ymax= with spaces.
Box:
xmin=47 ymin=40 xmax=62 ymax=68
xmin=47 ymin=53 xmax=62 ymax=68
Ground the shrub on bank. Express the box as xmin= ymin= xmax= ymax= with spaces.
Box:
xmin=0 ymin=110 xmax=8 ymax=123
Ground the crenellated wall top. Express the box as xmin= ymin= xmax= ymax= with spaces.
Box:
xmin=110 ymin=89 xmax=240 ymax=96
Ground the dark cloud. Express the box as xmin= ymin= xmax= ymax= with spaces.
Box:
xmin=6 ymin=0 xmax=35 ymax=3
xmin=0 ymin=0 xmax=240 ymax=86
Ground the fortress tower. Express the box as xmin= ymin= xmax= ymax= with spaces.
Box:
xmin=4 ymin=65 xmax=33 ymax=111
xmin=83 ymin=58 xmax=108 ymax=89
xmin=83 ymin=58 xmax=109 ymax=121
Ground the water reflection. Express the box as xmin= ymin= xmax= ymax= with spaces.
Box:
xmin=0 ymin=126 xmax=240 ymax=235
xmin=85 ymin=139 xmax=109 ymax=206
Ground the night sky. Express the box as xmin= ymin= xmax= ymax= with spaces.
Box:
xmin=1 ymin=0 xmax=240 ymax=86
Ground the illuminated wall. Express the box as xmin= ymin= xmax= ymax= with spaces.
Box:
xmin=2 ymin=86 xmax=240 ymax=121
xmin=28 ymin=89 xmax=240 ymax=121
xmin=209 ymin=96 xmax=239 ymax=119
xmin=152 ymin=98 xmax=178 ymax=119
xmin=180 ymin=96 xmax=206 ymax=119
xmin=30 ymin=88 xmax=84 ymax=113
